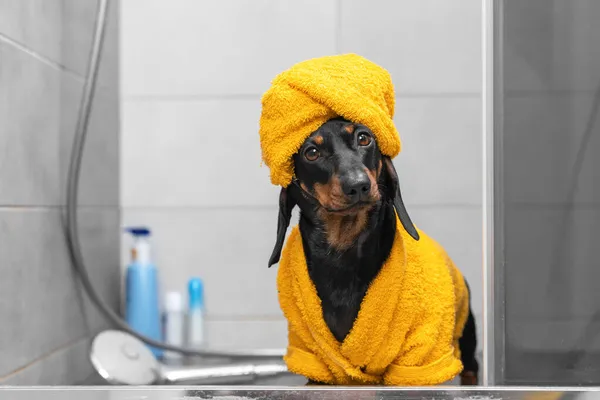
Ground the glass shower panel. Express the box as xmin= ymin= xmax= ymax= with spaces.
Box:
xmin=495 ymin=0 xmax=600 ymax=385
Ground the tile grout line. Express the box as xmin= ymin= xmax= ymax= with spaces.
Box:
xmin=0 ymin=206 xmax=121 ymax=213
xmin=0 ymin=335 xmax=90 ymax=382
xmin=119 ymin=203 xmax=484 ymax=211
xmin=335 ymin=0 xmax=342 ymax=54
xmin=123 ymin=94 xmax=262 ymax=101
xmin=81 ymin=90 xmax=600 ymax=102
xmin=0 ymin=205 xmax=119 ymax=210
xmin=0 ymin=33 xmax=85 ymax=82
xmin=121 ymin=92 xmax=483 ymax=102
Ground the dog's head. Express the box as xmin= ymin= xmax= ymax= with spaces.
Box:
xmin=267 ymin=118 xmax=419 ymax=267
xmin=292 ymin=118 xmax=382 ymax=214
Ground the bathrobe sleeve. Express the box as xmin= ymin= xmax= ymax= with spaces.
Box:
xmin=383 ymin=235 xmax=466 ymax=386
xmin=284 ymin=328 xmax=337 ymax=384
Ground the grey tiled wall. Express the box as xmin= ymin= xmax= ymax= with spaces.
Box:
xmin=0 ymin=0 xmax=120 ymax=385
xmin=120 ymin=0 xmax=483 ymax=352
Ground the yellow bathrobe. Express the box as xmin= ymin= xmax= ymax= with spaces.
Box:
xmin=277 ymin=217 xmax=470 ymax=386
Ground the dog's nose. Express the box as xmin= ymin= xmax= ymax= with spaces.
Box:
xmin=341 ymin=171 xmax=371 ymax=202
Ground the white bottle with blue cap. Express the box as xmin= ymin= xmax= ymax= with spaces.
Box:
xmin=187 ymin=277 xmax=205 ymax=349
xmin=162 ymin=291 xmax=184 ymax=361
xmin=124 ymin=227 xmax=162 ymax=358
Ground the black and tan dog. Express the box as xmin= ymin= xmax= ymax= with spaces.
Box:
xmin=268 ymin=118 xmax=479 ymax=386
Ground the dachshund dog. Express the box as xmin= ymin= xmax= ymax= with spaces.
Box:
xmin=268 ymin=118 xmax=479 ymax=386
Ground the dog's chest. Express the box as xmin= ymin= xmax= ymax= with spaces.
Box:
xmin=309 ymin=262 xmax=376 ymax=343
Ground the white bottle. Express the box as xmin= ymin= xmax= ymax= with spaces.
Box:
xmin=187 ymin=277 xmax=205 ymax=349
xmin=163 ymin=291 xmax=185 ymax=360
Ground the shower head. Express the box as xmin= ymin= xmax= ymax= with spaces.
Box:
xmin=90 ymin=330 xmax=290 ymax=385
xmin=91 ymin=330 xmax=161 ymax=385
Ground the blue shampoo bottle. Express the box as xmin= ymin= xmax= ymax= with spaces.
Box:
xmin=187 ymin=277 xmax=205 ymax=349
xmin=124 ymin=227 xmax=162 ymax=358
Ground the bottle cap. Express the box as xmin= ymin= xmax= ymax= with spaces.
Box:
xmin=124 ymin=226 xmax=152 ymax=265
xmin=188 ymin=278 xmax=204 ymax=310
xmin=164 ymin=292 xmax=183 ymax=313
xmin=124 ymin=227 xmax=151 ymax=237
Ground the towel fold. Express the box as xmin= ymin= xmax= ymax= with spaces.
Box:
xmin=277 ymin=216 xmax=469 ymax=386
xmin=259 ymin=53 xmax=402 ymax=187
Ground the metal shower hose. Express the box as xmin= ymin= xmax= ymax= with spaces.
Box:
xmin=64 ymin=0 xmax=284 ymax=360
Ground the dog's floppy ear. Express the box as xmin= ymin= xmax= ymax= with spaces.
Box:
xmin=382 ymin=156 xmax=420 ymax=241
xmin=268 ymin=186 xmax=297 ymax=268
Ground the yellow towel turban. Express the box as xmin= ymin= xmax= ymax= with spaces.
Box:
xmin=259 ymin=54 xmax=401 ymax=187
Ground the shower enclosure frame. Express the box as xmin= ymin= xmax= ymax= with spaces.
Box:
xmin=483 ymin=0 xmax=500 ymax=386
xmin=483 ymin=0 xmax=508 ymax=386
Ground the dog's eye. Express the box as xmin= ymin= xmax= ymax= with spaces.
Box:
xmin=357 ymin=132 xmax=372 ymax=147
xmin=304 ymin=147 xmax=320 ymax=161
